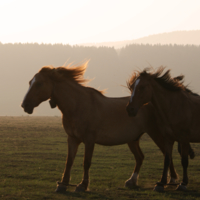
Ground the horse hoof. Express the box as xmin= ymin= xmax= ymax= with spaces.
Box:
xmin=55 ymin=182 xmax=67 ymax=192
xmin=125 ymin=179 xmax=137 ymax=188
xmin=176 ymin=184 xmax=187 ymax=191
xmin=75 ymin=184 xmax=86 ymax=192
xmin=153 ymin=185 xmax=164 ymax=192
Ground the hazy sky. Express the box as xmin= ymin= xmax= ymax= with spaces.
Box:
xmin=1 ymin=0 xmax=200 ymax=44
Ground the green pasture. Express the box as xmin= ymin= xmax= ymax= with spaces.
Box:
xmin=0 ymin=116 xmax=200 ymax=200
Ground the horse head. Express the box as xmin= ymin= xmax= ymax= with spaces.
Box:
xmin=126 ymin=72 xmax=153 ymax=117
xmin=21 ymin=67 xmax=55 ymax=114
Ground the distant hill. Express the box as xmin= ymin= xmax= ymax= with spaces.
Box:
xmin=81 ymin=30 xmax=200 ymax=49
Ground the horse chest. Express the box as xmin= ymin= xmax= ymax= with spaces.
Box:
xmin=62 ymin=119 xmax=82 ymax=140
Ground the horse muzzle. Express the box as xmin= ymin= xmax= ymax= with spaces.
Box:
xmin=21 ymin=102 xmax=34 ymax=114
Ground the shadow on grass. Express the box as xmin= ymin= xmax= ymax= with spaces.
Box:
xmin=56 ymin=190 xmax=109 ymax=199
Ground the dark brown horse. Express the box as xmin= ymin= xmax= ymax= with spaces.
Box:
xmin=126 ymin=66 xmax=198 ymax=191
xmin=22 ymin=63 xmax=179 ymax=192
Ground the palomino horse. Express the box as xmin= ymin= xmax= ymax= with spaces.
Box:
xmin=126 ymin=66 xmax=198 ymax=191
xmin=21 ymin=63 xmax=180 ymax=192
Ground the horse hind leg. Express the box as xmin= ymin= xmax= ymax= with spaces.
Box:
xmin=170 ymin=142 xmax=194 ymax=184
xmin=149 ymin=134 xmax=178 ymax=184
xmin=75 ymin=141 xmax=95 ymax=192
xmin=125 ymin=140 xmax=144 ymax=188
xmin=56 ymin=136 xmax=81 ymax=192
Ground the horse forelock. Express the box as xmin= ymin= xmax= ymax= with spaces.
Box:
xmin=127 ymin=67 xmax=155 ymax=90
xmin=127 ymin=71 xmax=140 ymax=91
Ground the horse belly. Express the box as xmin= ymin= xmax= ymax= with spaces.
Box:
xmin=95 ymin=126 xmax=142 ymax=146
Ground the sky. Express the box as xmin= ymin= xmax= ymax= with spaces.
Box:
xmin=0 ymin=0 xmax=200 ymax=45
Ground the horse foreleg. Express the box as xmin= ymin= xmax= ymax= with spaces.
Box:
xmin=176 ymin=142 xmax=189 ymax=191
xmin=75 ymin=142 xmax=95 ymax=192
xmin=56 ymin=135 xmax=81 ymax=192
xmin=125 ymin=140 xmax=144 ymax=188
xmin=168 ymin=158 xmax=179 ymax=184
xmin=154 ymin=141 xmax=178 ymax=183
xmin=154 ymin=140 xmax=174 ymax=192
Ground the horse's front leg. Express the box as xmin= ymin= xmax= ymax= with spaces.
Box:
xmin=176 ymin=142 xmax=189 ymax=191
xmin=56 ymin=135 xmax=81 ymax=192
xmin=125 ymin=140 xmax=144 ymax=188
xmin=154 ymin=139 xmax=174 ymax=192
xmin=75 ymin=142 xmax=95 ymax=192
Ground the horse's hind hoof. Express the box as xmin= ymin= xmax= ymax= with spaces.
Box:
xmin=176 ymin=184 xmax=187 ymax=191
xmin=55 ymin=181 xmax=67 ymax=193
xmin=153 ymin=185 xmax=164 ymax=192
xmin=125 ymin=179 xmax=137 ymax=188
xmin=75 ymin=184 xmax=86 ymax=192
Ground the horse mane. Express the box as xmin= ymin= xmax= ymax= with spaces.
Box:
xmin=39 ymin=62 xmax=105 ymax=95
xmin=39 ymin=62 xmax=88 ymax=84
xmin=128 ymin=66 xmax=199 ymax=96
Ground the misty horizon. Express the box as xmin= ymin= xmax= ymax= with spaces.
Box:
xmin=1 ymin=30 xmax=200 ymax=48
xmin=1 ymin=35 xmax=200 ymax=116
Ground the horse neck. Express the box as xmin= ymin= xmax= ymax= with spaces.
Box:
xmin=52 ymin=80 xmax=89 ymax=117
xmin=151 ymin=80 xmax=172 ymax=125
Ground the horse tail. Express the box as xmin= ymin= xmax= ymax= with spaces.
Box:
xmin=177 ymin=142 xmax=195 ymax=159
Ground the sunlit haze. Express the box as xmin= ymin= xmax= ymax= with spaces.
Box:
xmin=1 ymin=0 xmax=200 ymax=44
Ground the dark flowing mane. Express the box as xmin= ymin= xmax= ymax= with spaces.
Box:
xmin=149 ymin=66 xmax=185 ymax=91
xmin=128 ymin=66 xmax=199 ymax=95
xmin=39 ymin=62 xmax=104 ymax=95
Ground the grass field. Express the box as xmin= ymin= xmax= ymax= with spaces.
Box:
xmin=0 ymin=116 xmax=200 ymax=200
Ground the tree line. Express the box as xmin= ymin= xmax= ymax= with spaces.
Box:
xmin=0 ymin=43 xmax=199 ymax=115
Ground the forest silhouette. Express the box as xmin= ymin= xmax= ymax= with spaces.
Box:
xmin=1 ymin=42 xmax=200 ymax=115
